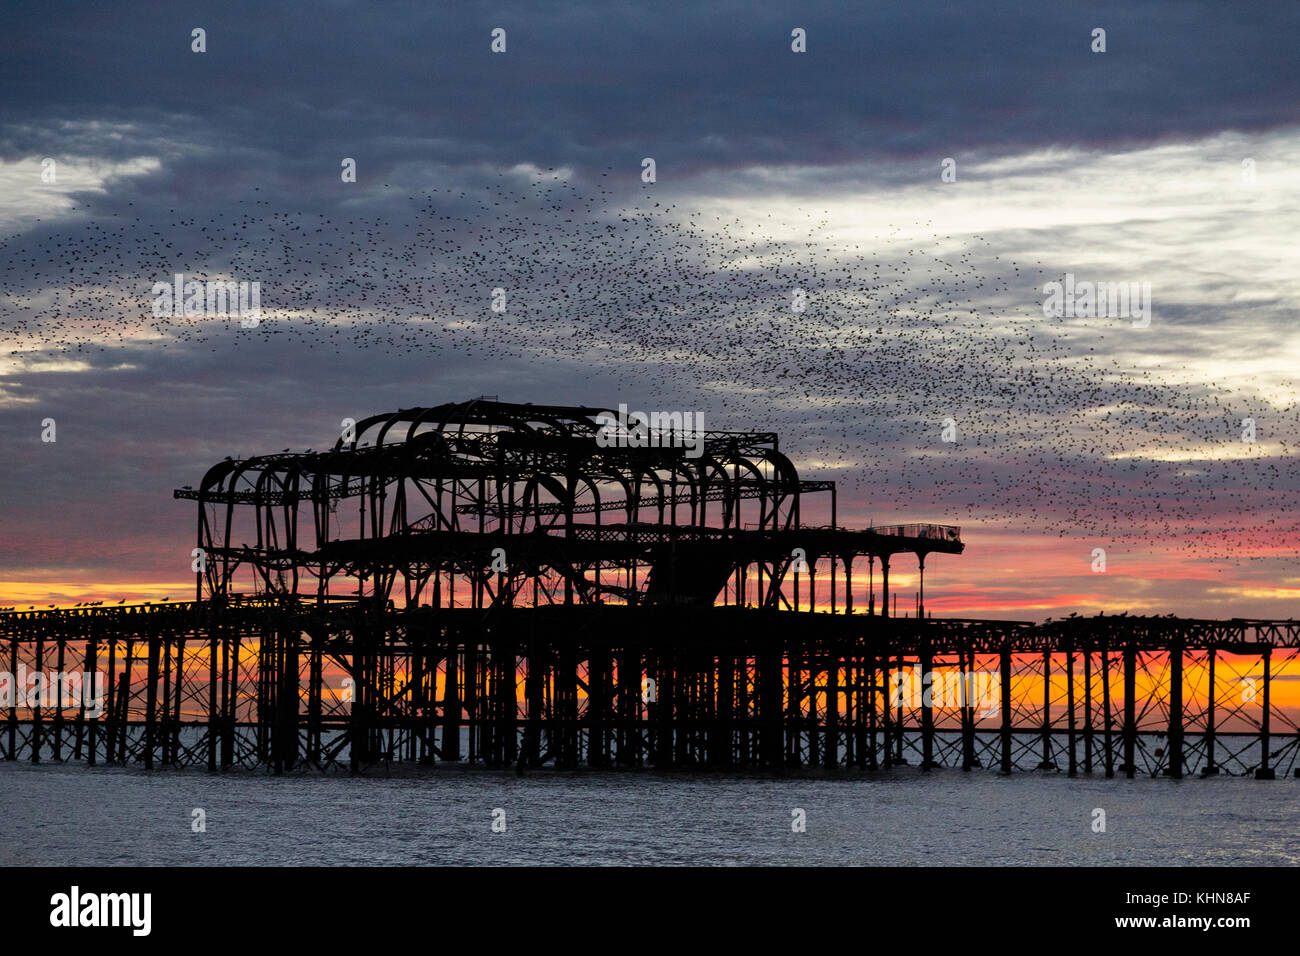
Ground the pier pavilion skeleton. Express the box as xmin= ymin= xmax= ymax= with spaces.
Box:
xmin=2 ymin=399 xmax=1297 ymax=776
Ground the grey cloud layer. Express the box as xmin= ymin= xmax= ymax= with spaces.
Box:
xmin=1 ymin=1 xmax=1296 ymax=179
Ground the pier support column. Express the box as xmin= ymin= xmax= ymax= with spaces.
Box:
xmin=524 ymin=639 xmax=544 ymax=768
xmin=916 ymin=553 xmax=925 ymax=619
xmin=276 ymin=628 xmax=299 ymax=772
xmin=207 ymin=625 xmax=219 ymax=771
xmin=714 ymin=649 xmax=733 ymax=770
xmin=464 ymin=639 xmax=479 ymax=765
xmin=999 ymin=644 xmax=1012 ymax=775
xmin=1082 ymin=643 xmax=1093 ymax=773
xmin=760 ymin=642 xmax=783 ymax=773
xmin=893 ymin=650 xmax=906 ymax=765
xmin=1201 ymin=648 xmax=1219 ymax=777
xmin=1122 ymin=642 xmax=1136 ymax=779
xmin=1255 ymin=645 xmax=1275 ymax=779
xmin=1101 ymin=643 xmax=1113 ymax=778
xmin=1165 ymin=637 xmax=1183 ymax=779
xmin=654 ymin=649 xmax=674 ymax=769
xmin=221 ymin=636 xmax=236 ymax=770
xmin=920 ymin=640 xmax=936 ymax=770
xmin=843 ymin=556 xmax=853 ymax=615
xmin=866 ymin=650 xmax=879 ymax=770
xmin=1066 ymin=640 xmax=1077 ymax=777
xmin=442 ymin=638 xmax=461 ymax=762
xmin=31 ymin=637 xmax=43 ymax=763
xmin=784 ymin=645 xmax=799 ymax=768
xmin=867 ymin=556 xmax=875 ymax=616
xmin=6 ymin=638 xmax=16 ymax=760
xmin=118 ymin=641 xmax=134 ymax=766
xmin=824 ymin=642 xmax=838 ymax=771
xmin=53 ymin=638 xmax=66 ymax=761
xmin=308 ymin=635 xmax=324 ymax=765
xmin=157 ymin=634 xmax=169 ymax=767
xmin=85 ymin=633 xmax=99 ymax=766
xmin=880 ymin=556 xmax=890 ymax=619
xmin=880 ymin=652 xmax=893 ymax=769
xmin=620 ymin=648 xmax=643 ymax=768
xmin=1037 ymin=650 xmax=1054 ymax=770
xmin=105 ymin=640 xmax=118 ymax=764
xmin=806 ymin=647 xmax=820 ymax=768
xmin=960 ymin=646 xmax=977 ymax=771
xmin=590 ymin=646 xmax=610 ymax=769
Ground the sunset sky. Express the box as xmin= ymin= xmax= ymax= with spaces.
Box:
xmin=2 ymin=2 xmax=1298 ymax=620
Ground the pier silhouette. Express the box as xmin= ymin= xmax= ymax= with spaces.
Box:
xmin=2 ymin=400 xmax=1295 ymax=778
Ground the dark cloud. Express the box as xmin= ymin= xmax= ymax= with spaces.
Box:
xmin=1 ymin=1 xmax=1296 ymax=179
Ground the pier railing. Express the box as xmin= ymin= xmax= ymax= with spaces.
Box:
xmin=869 ymin=523 xmax=962 ymax=542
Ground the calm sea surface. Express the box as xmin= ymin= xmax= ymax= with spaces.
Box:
xmin=1 ymin=763 xmax=1295 ymax=866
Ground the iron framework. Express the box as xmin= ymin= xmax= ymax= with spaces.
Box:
xmin=2 ymin=400 xmax=1296 ymax=777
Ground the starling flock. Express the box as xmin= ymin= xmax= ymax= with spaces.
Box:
xmin=3 ymin=169 xmax=1294 ymax=563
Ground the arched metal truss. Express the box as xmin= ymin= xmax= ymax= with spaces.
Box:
xmin=176 ymin=399 xmax=963 ymax=613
